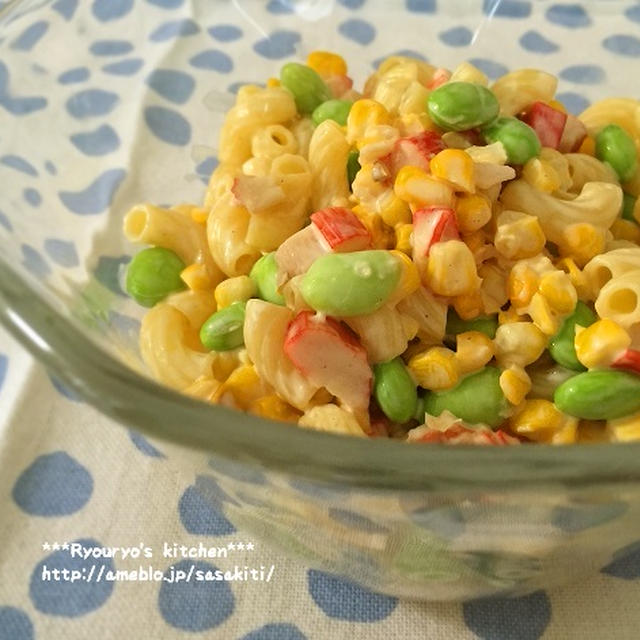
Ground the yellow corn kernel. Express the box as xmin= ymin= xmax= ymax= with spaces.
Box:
xmin=249 ymin=394 xmax=302 ymax=423
xmin=347 ymin=99 xmax=391 ymax=146
xmin=611 ymin=218 xmax=640 ymax=244
xmin=509 ymin=399 xmax=577 ymax=444
xmin=499 ymin=365 xmax=531 ymax=405
xmin=353 ymin=204 xmax=395 ymax=249
xmin=578 ymin=420 xmax=608 ymax=443
xmin=394 ymin=223 xmax=413 ymax=254
xmin=574 ymin=318 xmax=631 ymax=369
xmin=455 ymin=193 xmax=492 ymax=233
xmin=494 ymin=211 xmax=546 ymax=260
xmin=430 ymin=149 xmax=475 ymax=193
xmin=408 ymin=346 xmax=459 ymax=391
xmin=607 ymin=412 xmax=640 ymax=442
xmin=453 ymin=289 xmax=484 ymax=320
xmin=494 ymin=321 xmax=547 ymax=367
xmin=547 ymin=99 xmax=567 ymax=114
xmin=538 ymin=270 xmax=578 ymax=314
xmin=190 ymin=206 xmax=209 ymax=224
xmin=394 ymin=166 xmax=455 ymax=208
xmin=306 ymin=50 xmax=347 ymax=76
xmin=214 ymin=275 xmax=256 ymax=309
xmin=181 ymin=263 xmax=214 ymax=291
xmin=379 ymin=192 xmax=411 ymax=227
xmin=528 ymin=292 xmax=560 ymax=335
xmin=217 ymin=364 xmax=270 ymax=410
xmin=555 ymin=257 xmax=592 ymax=300
xmin=266 ymin=77 xmax=280 ymax=88
xmin=499 ymin=306 xmax=521 ymax=325
xmin=578 ymin=135 xmax=596 ymax=156
xmin=560 ymin=223 xmax=605 ymax=267
xmin=388 ymin=250 xmax=420 ymax=304
xmin=426 ymin=240 xmax=480 ymax=297
xmin=508 ymin=266 xmax=539 ymax=308
xmin=521 ymin=157 xmax=562 ymax=193
xmin=455 ymin=331 xmax=495 ymax=374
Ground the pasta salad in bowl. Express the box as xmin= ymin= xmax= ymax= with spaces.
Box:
xmin=124 ymin=52 xmax=640 ymax=447
xmin=4 ymin=0 xmax=640 ymax=600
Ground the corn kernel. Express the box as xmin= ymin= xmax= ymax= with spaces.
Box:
xmin=388 ymin=250 xmax=420 ymax=304
xmin=499 ymin=365 xmax=531 ymax=405
xmin=547 ymin=99 xmax=567 ymax=114
xmin=611 ymin=218 xmax=640 ymax=244
xmin=495 ymin=211 xmax=546 ymax=260
xmin=449 ymin=61 xmax=489 ymax=86
xmin=426 ymin=240 xmax=480 ymax=297
xmin=352 ymin=204 xmax=394 ymax=248
xmin=379 ymin=192 xmax=412 ymax=227
xmin=509 ymin=399 xmax=577 ymax=444
xmin=408 ymin=346 xmax=459 ymax=390
xmin=430 ymin=149 xmax=475 ymax=193
xmin=538 ymin=270 xmax=578 ymax=314
xmin=214 ymin=276 xmax=256 ymax=309
xmin=607 ymin=412 xmax=640 ymax=442
xmin=498 ymin=306 xmax=522 ymax=325
xmin=394 ymin=166 xmax=455 ymax=208
xmin=181 ymin=263 xmax=214 ymax=291
xmin=494 ymin=321 xmax=547 ymax=367
xmin=347 ymin=99 xmax=391 ymax=146
xmin=453 ymin=289 xmax=484 ymax=320
xmin=508 ymin=266 xmax=539 ymax=308
xmin=455 ymin=193 xmax=492 ymax=233
xmin=521 ymin=158 xmax=562 ymax=193
xmin=190 ymin=206 xmax=209 ymax=224
xmin=266 ymin=77 xmax=280 ymax=88
xmin=249 ymin=394 xmax=302 ymax=423
xmin=218 ymin=364 xmax=270 ymax=410
xmin=394 ymin=223 xmax=413 ymax=254
xmin=528 ymin=292 xmax=560 ymax=335
xmin=555 ymin=257 xmax=592 ymax=300
xmin=578 ymin=135 xmax=596 ymax=156
xmin=456 ymin=331 xmax=495 ymax=374
xmin=560 ymin=223 xmax=605 ymax=267
xmin=574 ymin=318 xmax=631 ymax=369
xmin=306 ymin=50 xmax=347 ymax=76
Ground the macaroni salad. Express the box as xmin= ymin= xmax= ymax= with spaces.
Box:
xmin=123 ymin=53 xmax=640 ymax=445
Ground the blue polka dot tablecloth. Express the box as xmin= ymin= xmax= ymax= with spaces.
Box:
xmin=2 ymin=0 xmax=640 ymax=637
xmin=3 ymin=330 xmax=640 ymax=640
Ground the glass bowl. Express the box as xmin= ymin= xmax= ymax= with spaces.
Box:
xmin=1 ymin=0 xmax=640 ymax=601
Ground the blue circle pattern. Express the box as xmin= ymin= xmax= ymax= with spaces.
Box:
xmin=463 ymin=591 xmax=552 ymax=640
xmin=241 ymin=623 xmax=307 ymax=640
xmin=307 ymin=570 xmax=397 ymax=622
xmin=12 ymin=451 xmax=93 ymax=516
xmin=253 ymin=30 xmax=300 ymax=59
xmin=0 ymin=607 xmax=34 ymax=640
xmin=338 ymin=19 xmax=376 ymax=45
xmin=0 ymin=154 xmax=38 ymax=176
xmin=0 ymin=354 xmax=7 ymax=394
xmin=128 ymin=430 xmax=165 ymax=457
xmin=178 ymin=485 xmax=236 ymax=535
xmin=29 ymin=538 xmax=115 ymax=616
xmin=601 ymin=540 xmax=640 ymax=579
xmin=158 ymin=560 xmax=235 ymax=631
xmin=545 ymin=3 xmax=591 ymax=28
xmin=209 ymin=24 xmax=243 ymax=42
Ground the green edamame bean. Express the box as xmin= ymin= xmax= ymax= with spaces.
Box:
xmin=413 ymin=394 xmax=425 ymax=422
xmin=301 ymin=250 xmax=402 ymax=316
xmin=554 ymin=369 xmax=640 ymax=419
xmin=596 ymin=124 xmax=638 ymax=183
xmin=622 ymin=192 xmax=638 ymax=223
xmin=200 ymin=301 xmax=246 ymax=351
xmin=347 ymin=150 xmax=361 ymax=189
xmin=249 ymin=253 xmax=285 ymax=306
xmin=427 ymin=82 xmax=499 ymax=132
xmin=125 ymin=247 xmax=185 ymax=308
xmin=374 ymin=358 xmax=418 ymax=423
xmin=446 ymin=309 xmax=498 ymax=339
xmin=482 ymin=117 xmax=541 ymax=165
xmin=280 ymin=63 xmax=331 ymax=115
xmin=548 ymin=301 xmax=596 ymax=371
xmin=312 ymin=99 xmax=352 ymax=126
xmin=423 ymin=367 xmax=507 ymax=428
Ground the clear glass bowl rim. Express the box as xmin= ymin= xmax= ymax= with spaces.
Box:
xmin=3 ymin=260 xmax=640 ymax=491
